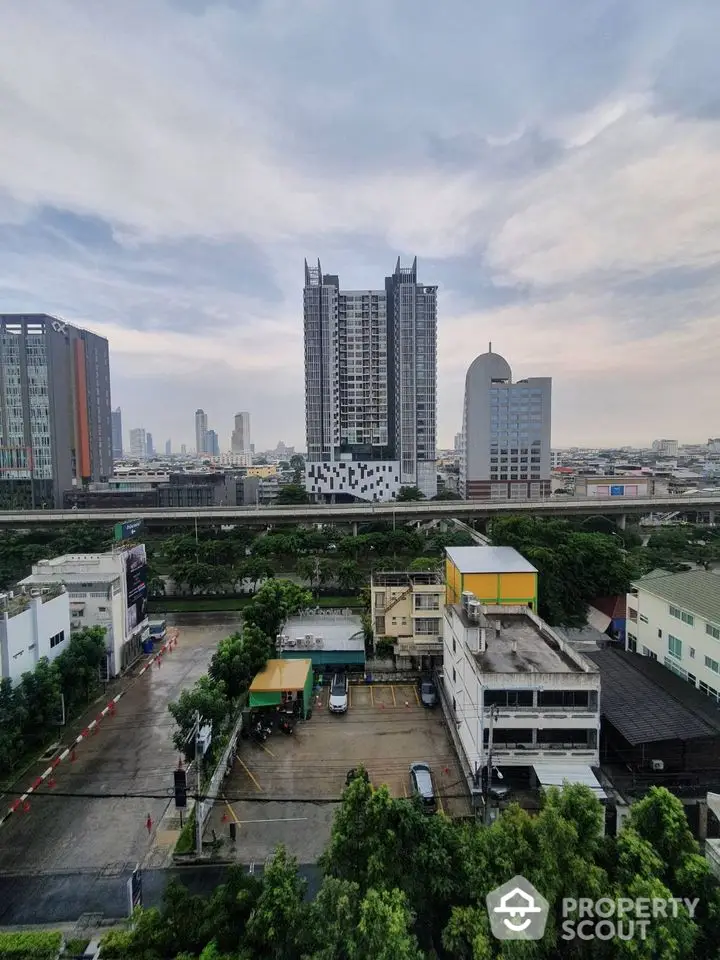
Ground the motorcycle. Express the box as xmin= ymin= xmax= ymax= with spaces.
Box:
xmin=251 ymin=722 xmax=269 ymax=744
xmin=279 ymin=716 xmax=295 ymax=735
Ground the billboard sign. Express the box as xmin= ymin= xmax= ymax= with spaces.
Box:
xmin=123 ymin=544 xmax=148 ymax=634
xmin=115 ymin=518 xmax=144 ymax=542
xmin=610 ymin=485 xmax=625 ymax=497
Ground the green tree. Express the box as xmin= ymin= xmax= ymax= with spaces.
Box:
xmin=18 ymin=658 xmax=62 ymax=745
xmin=336 ymin=559 xmax=365 ymax=594
xmin=396 ymin=486 xmax=425 ymax=502
xmin=290 ymin=453 xmax=305 ymax=483
xmin=54 ymin=626 xmax=107 ymax=715
xmin=0 ymin=678 xmax=26 ymax=778
xmin=207 ymin=626 xmax=272 ymax=701
xmin=276 ymin=483 xmax=309 ymax=505
xmin=296 ymin=556 xmax=334 ymax=595
xmin=242 ymin=579 xmax=311 ymax=640
xmin=238 ymin=557 xmax=275 ymax=591
xmin=244 ymin=846 xmax=309 ymax=958
xmin=431 ymin=489 xmax=462 ymax=500
xmin=408 ymin=556 xmax=440 ymax=571
xmin=349 ymin=888 xmax=423 ymax=960
xmin=168 ymin=676 xmax=230 ymax=758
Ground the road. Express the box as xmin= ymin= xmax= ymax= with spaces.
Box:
xmin=0 ymin=621 xmax=239 ymax=885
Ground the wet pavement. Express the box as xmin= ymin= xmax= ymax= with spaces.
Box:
xmin=0 ymin=620 xmax=239 ymax=882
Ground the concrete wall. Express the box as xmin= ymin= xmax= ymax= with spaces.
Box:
xmin=0 ymin=592 xmax=71 ymax=684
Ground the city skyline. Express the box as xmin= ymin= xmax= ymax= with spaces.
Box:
xmin=1 ymin=3 xmax=719 ymax=448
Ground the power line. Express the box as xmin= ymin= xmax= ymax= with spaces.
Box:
xmin=1 ymin=787 xmax=475 ymax=804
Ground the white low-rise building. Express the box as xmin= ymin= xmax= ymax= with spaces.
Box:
xmin=626 ymin=570 xmax=720 ymax=701
xmin=0 ymin=584 xmax=71 ymax=684
xmin=21 ymin=547 xmax=150 ymax=677
xmin=442 ymin=592 xmax=603 ymax=796
xmin=370 ymin=570 xmax=445 ymax=670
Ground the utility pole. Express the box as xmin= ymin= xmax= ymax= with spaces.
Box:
xmin=194 ymin=710 xmax=203 ymax=856
xmin=484 ymin=704 xmax=499 ymax=825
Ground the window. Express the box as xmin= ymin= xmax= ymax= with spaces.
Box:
xmin=49 ymin=630 xmax=65 ymax=649
xmin=414 ymin=594 xmax=440 ymax=611
xmin=668 ymin=635 xmax=682 ymax=659
xmin=707 ymin=624 xmax=720 ymax=641
xmin=670 ymin=605 xmax=694 ymax=626
xmin=452 ymin=667 xmax=456 ymax=683
xmin=690 ymin=647 xmax=696 ymax=659
xmin=627 ymin=636 xmax=637 ymax=653
xmin=657 ymin=628 xmax=662 ymax=639
xmin=415 ymin=618 xmax=441 ymax=635
xmin=640 ymin=614 xmax=649 ymax=624
xmin=705 ymin=655 xmax=720 ymax=674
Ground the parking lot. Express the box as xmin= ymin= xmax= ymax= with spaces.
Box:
xmin=205 ymin=682 xmax=471 ymax=864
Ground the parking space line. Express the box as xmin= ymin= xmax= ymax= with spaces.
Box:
xmin=237 ymin=758 xmax=263 ymax=792
xmin=414 ymin=685 xmax=420 ymax=706
xmin=391 ymin=685 xmax=396 ymax=707
xmin=437 ymin=791 xmax=445 ymax=815
xmin=259 ymin=743 xmax=276 ymax=758
xmin=349 ymin=685 xmax=352 ymax=707
xmin=402 ymin=781 xmax=408 ymax=798
xmin=370 ymin=685 xmax=374 ymax=707
xmin=223 ymin=797 xmax=240 ymax=824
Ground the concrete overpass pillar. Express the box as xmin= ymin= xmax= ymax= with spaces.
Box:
xmin=352 ymin=521 xmax=358 ymax=537
xmin=709 ymin=510 xmax=716 ymax=527
xmin=617 ymin=514 xmax=627 ymax=531
xmin=698 ymin=799 xmax=708 ymax=840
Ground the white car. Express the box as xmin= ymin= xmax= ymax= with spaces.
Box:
xmin=329 ymin=673 xmax=349 ymax=714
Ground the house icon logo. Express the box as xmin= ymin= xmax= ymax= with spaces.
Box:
xmin=486 ymin=875 xmax=549 ymax=940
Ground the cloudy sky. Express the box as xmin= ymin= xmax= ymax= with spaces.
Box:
xmin=1 ymin=0 xmax=719 ymax=451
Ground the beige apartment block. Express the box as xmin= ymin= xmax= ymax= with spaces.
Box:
xmin=370 ymin=570 xmax=445 ymax=670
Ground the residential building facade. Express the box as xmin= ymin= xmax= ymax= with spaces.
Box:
xmin=231 ymin=412 xmax=251 ymax=456
xmin=0 ymin=314 xmax=113 ymax=508
xmin=442 ymin=591 xmax=602 ymax=791
xmin=626 ymin=570 xmax=720 ymax=702
xmin=303 ymin=257 xmax=437 ymax=501
xmin=111 ymin=407 xmax=123 ymax=459
xmin=459 ymin=348 xmax=551 ymax=500
xmin=21 ymin=549 xmax=151 ymax=677
xmin=0 ymin=585 xmax=71 ymax=685
xmin=129 ymin=427 xmax=146 ymax=459
xmin=370 ymin=570 xmax=445 ymax=669
xmin=145 ymin=432 xmax=154 ymax=458
xmin=652 ymin=439 xmax=679 ymax=457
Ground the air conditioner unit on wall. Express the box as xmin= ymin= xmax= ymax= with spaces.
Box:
xmin=651 ymin=759 xmax=664 ymax=772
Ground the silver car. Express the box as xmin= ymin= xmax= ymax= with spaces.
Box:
xmin=409 ymin=762 xmax=437 ymax=813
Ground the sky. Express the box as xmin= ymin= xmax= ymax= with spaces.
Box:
xmin=1 ymin=0 xmax=719 ymax=451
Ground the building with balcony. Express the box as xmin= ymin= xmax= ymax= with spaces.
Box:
xmin=303 ymin=257 xmax=437 ymax=501
xmin=442 ymin=591 xmax=603 ymax=796
xmin=626 ymin=569 xmax=720 ymax=702
xmin=20 ymin=549 xmax=150 ymax=677
xmin=445 ymin=546 xmax=538 ymax=610
xmin=370 ymin=570 xmax=445 ymax=670
xmin=0 ymin=584 xmax=71 ymax=684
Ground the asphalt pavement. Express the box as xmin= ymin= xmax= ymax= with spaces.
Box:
xmin=0 ymin=622 xmax=237 ymax=887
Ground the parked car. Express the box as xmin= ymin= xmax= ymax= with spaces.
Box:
xmin=329 ymin=673 xmax=349 ymax=714
xmin=419 ymin=678 xmax=437 ymax=708
xmin=409 ymin=762 xmax=437 ymax=813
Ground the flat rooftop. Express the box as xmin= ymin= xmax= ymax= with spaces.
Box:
xmin=452 ymin=605 xmax=591 ymax=674
xmin=250 ymin=658 xmax=312 ymax=693
xmin=282 ymin=613 xmax=365 ymax=651
xmin=445 ymin=546 xmax=537 ymax=575
xmin=372 ymin=570 xmax=443 ymax=587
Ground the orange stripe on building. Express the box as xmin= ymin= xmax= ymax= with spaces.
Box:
xmin=73 ymin=338 xmax=91 ymax=479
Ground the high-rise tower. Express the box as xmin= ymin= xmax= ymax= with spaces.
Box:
xmin=303 ymin=258 xmax=437 ymax=501
xmin=195 ymin=409 xmax=208 ymax=456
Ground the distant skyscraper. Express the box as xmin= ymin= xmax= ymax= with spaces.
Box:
xmin=180 ymin=443 xmax=187 ymax=455
xmin=303 ymin=257 xmax=437 ymax=501
xmin=165 ymin=439 xmax=172 ymax=456
xmin=0 ymin=314 xmax=112 ymax=507
xmin=652 ymin=439 xmax=678 ymax=457
xmin=195 ymin=409 xmax=208 ymax=455
xmin=206 ymin=429 xmax=220 ymax=457
xmin=231 ymin=412 xmax=251 ymax=455
xmin=111 ymin=407 xmax=123 ymax=459
xmin=460 ymin=346 xmax=551 ymax=500
xmin=146 ymin=432 xmax=154 ymax=458
xmin=454 ymin=432 xmax=463 ymax=453
xmin=129 ymin=427 xmax=146 ymax=459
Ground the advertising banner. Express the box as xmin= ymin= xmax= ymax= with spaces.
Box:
xmin=123 ymin=544 xmax=148 ymax=634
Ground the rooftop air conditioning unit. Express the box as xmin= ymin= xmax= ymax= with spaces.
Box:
xmin=461 ymin=591 xmax=474 ymax=610
xmin=315 ymin=636 xmax=323 ymax=647
xmin=285 ymin=638 xmax=297 ymax=648
xmin=467 ymin=599 xmax=482 ymax=621
xmin=651 ymin=759 xmax=664 ymax=772
xmin=304 ymin=634 xmax=314 ymax=641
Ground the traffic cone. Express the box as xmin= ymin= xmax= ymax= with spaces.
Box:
xmin=22 ymin=801 xmax=30 ymax=814
xmin=221 ymin=812 xmax=228 ymax=823
xmin=48 ymin=777 xmax=57 ymax=789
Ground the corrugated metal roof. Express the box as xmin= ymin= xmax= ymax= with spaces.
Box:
xmin=533 ymin=763 xmax=606 ymax=799
xmin=445 ymin=546 xmax=537 ymax=575
xmin=587 ymin=648 xmax=720 ymax=745
xmin=249 ymin=658 xmax=312 ymax=693
xmin=633 ymin=569 xmax=720 ymax=626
